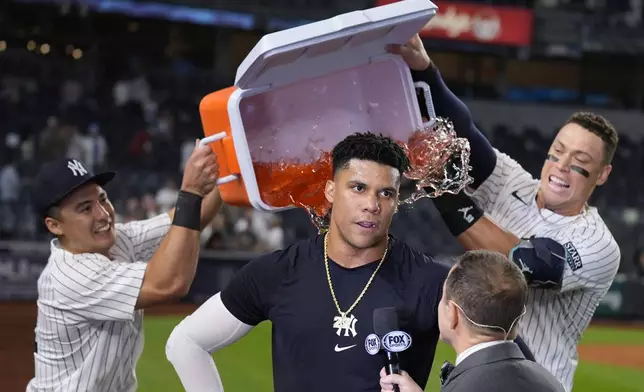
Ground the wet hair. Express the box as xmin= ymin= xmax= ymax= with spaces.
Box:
xmin=565 ymin=112 xmax=619 ymax=165
xmin=331 ymin=132 xmax=411 ymax=176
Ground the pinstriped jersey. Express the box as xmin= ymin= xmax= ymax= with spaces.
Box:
xmin=469 ymin=149 xmax=620 ymax=392
xmin=27 ymin=213 xmax=172 ymax=392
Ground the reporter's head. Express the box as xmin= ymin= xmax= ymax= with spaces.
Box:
xmin=438 ymin=250 xmax=528 ymax=348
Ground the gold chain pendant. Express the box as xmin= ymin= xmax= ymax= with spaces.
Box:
xmin=324 ymin=233 xmax=388 ymax=333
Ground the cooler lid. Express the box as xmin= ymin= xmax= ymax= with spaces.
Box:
xmin=235 ymin=0 xmax=438 ymax=90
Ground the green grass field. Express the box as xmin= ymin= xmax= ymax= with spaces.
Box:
xmin=137 ymin=317 xmax=644 ymax=391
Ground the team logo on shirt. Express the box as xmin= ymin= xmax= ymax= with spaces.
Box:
xmin=564 ymin=242 xmax=582 ymax=271
xmin=333 ymin=314 xmax=358 ymax=337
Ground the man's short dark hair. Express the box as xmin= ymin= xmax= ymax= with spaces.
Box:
xmin=565 ymin=112 xmax=619 ymax=165
xmin=331 ymin=132 xmax=411 ymax=176
xmin=445 ymin=250 xmax=527 ymax=338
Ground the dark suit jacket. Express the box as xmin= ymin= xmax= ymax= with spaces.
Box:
xmin=442 ymin=342 xmax=565 ymax=392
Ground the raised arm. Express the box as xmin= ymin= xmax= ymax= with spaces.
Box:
xmin=52 ymin=142 xmax=220 ymax=320
xmin=429 ymin=188 xmax=620 ymax=294
xmin=167 ymin=186 xmax=223 ymax=231
xmin=136 ymin=140 xmax=220 ymax=308
xmin=387 ymin=35 xmax=496 ymax=188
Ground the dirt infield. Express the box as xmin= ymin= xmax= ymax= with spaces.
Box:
xmin=0 ymin=301 xmax=197 ymax=391
xmin=578 ymin=344 xmax=644 ymax=370
xmin=1 ymin=302 xmax=37 ymax=391
xmin=587 ymin=319 xmax=644 ymax=330
xmin=578 ymin=320 xmax=644 ymax=370
xmin=2 ymin=302 xmax=643 ymax=391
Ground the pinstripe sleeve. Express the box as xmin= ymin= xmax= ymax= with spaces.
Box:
xmin=469 ymin=149 xmax=534 ymax=212
xmin=560 ymin=227 xmax=620 ymax=293
xmin=117 ymin=213 xmax=172 ymax=262
xmin=51 ymin=253 xmax=146 ymax=321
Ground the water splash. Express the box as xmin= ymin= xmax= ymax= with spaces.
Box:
xmin=253 ymin=149 xmax=333 ymax=227
xmin=251 ymin=117 xmax=472 ymax=232
xmin=292 ymin=196 xmax=330 ymax=234
xmin=398 ymin=117 xmax=473 ymax=205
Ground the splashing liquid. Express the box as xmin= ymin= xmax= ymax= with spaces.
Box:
xmin=252 ymin=151 xmax=334 ymax=226
xmin=251 ymin=118 xmax=472 ymax=231
xmin=399 ymin=119 xmax=473 ymax=205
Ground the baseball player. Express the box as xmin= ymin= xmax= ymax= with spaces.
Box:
xmin=165 ymin=132 xmax=449 ymax=392
xmin=26 ymin=140 xmax=222 ymax=392
xmin=388 ymin=35 xmax=621 ymax=391
xmin=165 ymin=132 xmax=534 ymax=392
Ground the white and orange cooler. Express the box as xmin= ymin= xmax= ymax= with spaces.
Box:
xmin=199 ymin=0 xmax=438 ymax=212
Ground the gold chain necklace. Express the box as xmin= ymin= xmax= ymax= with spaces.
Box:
xmin=324 ymin=232 xmax=388 ymax=328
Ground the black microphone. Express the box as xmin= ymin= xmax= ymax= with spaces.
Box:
xmin=373 ymin=307 xmax=412 ymax=392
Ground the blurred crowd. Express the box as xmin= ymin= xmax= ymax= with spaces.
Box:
xmin=0 ymin=17 xmax=286 ymax=252
xmin=2 ymin=0 xmax=644 ymax=279
xmin=0 ymin=111 xmax=285 ymax=252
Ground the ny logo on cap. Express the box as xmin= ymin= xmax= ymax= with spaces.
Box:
xmin=67 ymin=160 xmax=88 ymax=177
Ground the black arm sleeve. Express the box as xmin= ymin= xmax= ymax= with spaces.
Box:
xmin=220 ymin=249 xmax=290 ymax=326
xmin=411 ymin=66 xmax=497 ymax=189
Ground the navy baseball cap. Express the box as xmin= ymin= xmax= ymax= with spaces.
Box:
xmin=32 ymin=158 xmax=116 ymax=217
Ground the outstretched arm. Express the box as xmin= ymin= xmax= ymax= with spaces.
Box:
xmin=411 ymin=65 xmax=497 ymax=188
xmin=455 ymin=215 xmax=520 ymax=255
xmin=168 ymin=182 xmax=224 ymax=230
xmin=430 ymin=187 xmax=520 ymax=252
xmin=430 ymin=190 xmax=619 ymax=293
xmin=387 ymin=35 xmax=496 ymax=189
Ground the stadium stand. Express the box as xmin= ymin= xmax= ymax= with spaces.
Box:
xmin=1 ymin=0 xmax=644 ymax=289
xmin=1 ymin=2 xmax=644 ymax=391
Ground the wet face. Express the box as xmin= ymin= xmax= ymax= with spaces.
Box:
xmin=324 ymin=159 xmax=400 ymax=250
xmin=539 ymin=123 xmax=612 ymax=215
xmin=45 ymin=183 xmax=116 ymax=256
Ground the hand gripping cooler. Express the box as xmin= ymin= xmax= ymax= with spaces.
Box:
xmin=199 ymin=0 xmax=438 ymax=212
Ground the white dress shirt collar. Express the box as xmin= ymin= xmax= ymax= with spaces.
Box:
xmin=455 ymin=340 xmax=509 ymax=366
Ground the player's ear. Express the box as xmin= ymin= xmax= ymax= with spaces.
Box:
xmin=325 ymin=180 xmax=335 ymax=204
xmin=45 ymin=217 xmax=64 ymax=236
xmin=447 ymin=301 xmax=459 ymax=331
xmin=595 ymin=163 xmax=611 ymax=186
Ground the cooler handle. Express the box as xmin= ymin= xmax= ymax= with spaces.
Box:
xmin=414 ymin=81 xmax=437 ymax=128
xmin=200 ymin=132 xmax=240 ymax=185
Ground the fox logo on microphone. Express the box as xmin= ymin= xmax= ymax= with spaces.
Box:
xmin=382 ymin=331 xmax=412 ymax=353
xmin=364 ymin=333 xmax=381 ymax=356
